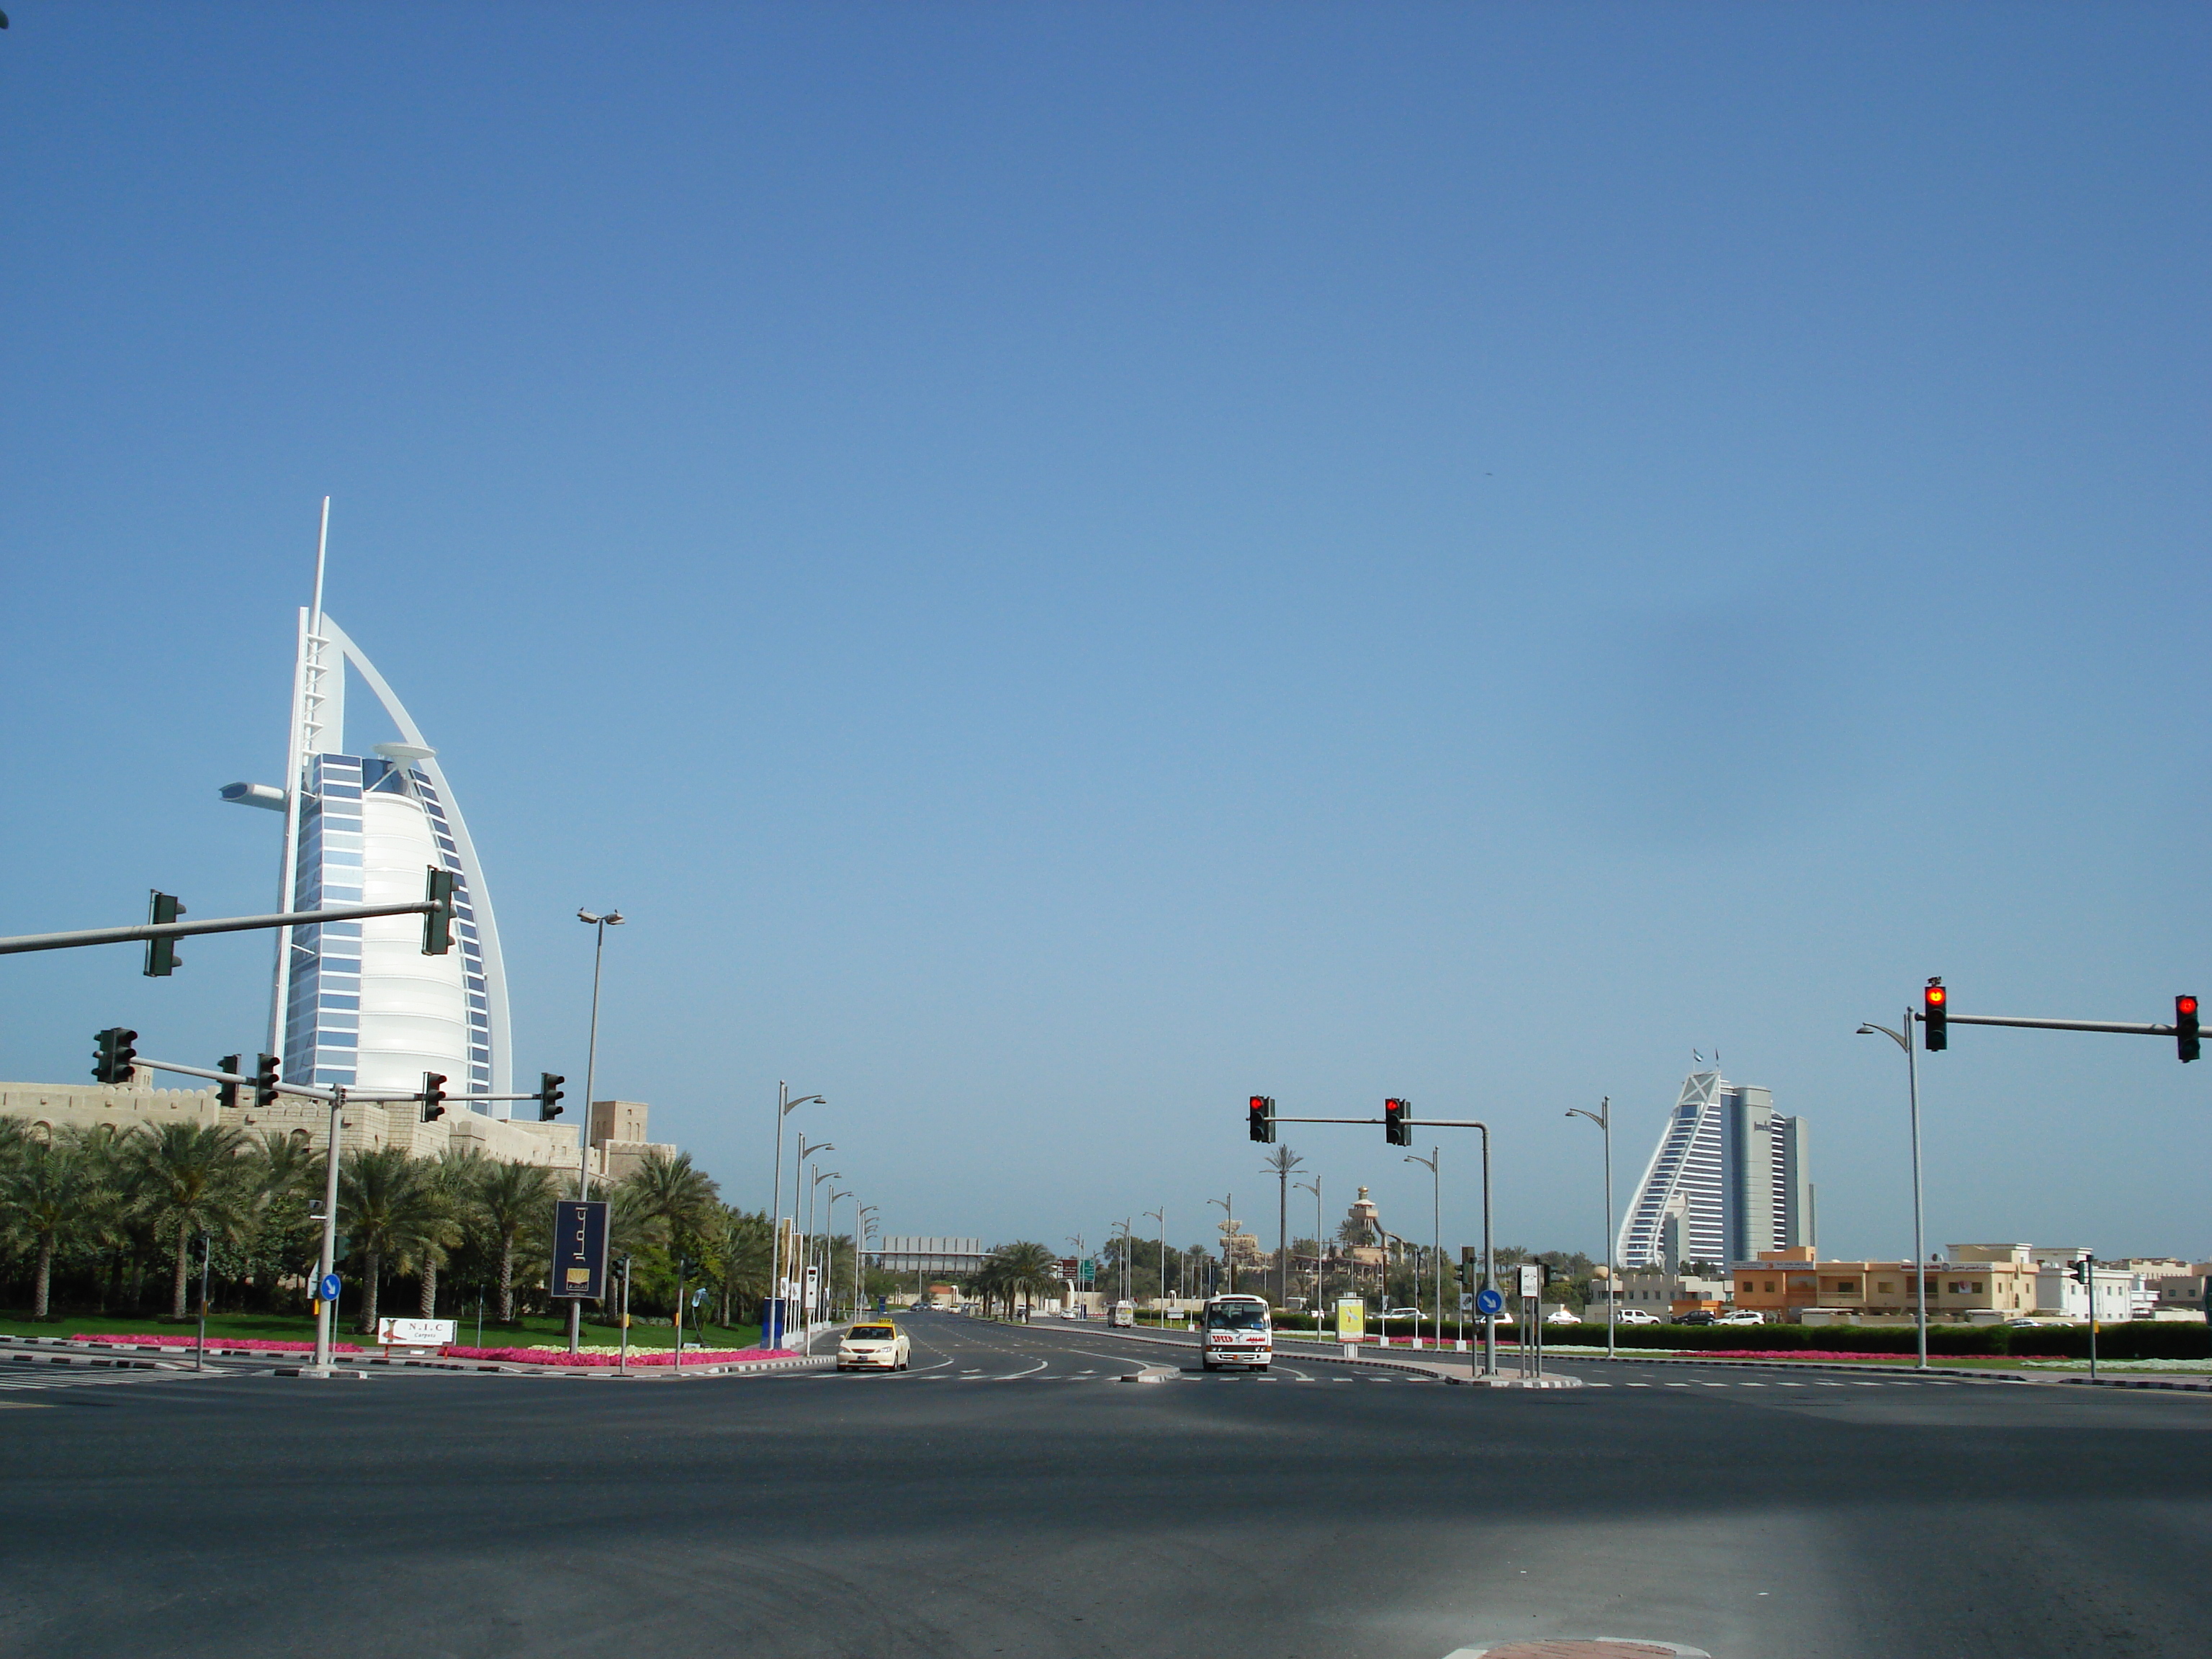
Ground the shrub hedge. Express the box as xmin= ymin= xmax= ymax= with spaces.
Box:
xmin=1589 ymin=1322 xmax=2208 ymax=1359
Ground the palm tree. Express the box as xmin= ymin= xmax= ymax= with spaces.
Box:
xmin=337 ymin=1148 xmax=457 ymax=1332
xmin=415 ymin=1146 xmax=487 ymax=1316
xmin=470 ymin=1159 xmax=559 ymax=1322
xmin=615 ymin=1150 xmax=719 ymax=1285
xmin=125 ymin=1122 xmax=252 ymax=1318
xmin=0 ymin=1129 xmax=117 ymax=1318
xmin=706 ymin=1206 xmax=774 ymax=1327
xmin=981 ymin=1241 xmax=1061 ymax=1318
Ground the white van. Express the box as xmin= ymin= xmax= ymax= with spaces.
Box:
xmin=1109 ymin=1300 xmax=1135 ymax=1328
xmin=1199 ymin=1294 xmax=1272 ymax=1371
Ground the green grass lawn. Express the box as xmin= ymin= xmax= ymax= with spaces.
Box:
xmin=0 ymin=1310 xmax=764 ymax=1352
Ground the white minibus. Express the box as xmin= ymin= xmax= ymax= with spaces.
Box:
xmin=1198 ymin=1294 xmax=1272 ymax=1371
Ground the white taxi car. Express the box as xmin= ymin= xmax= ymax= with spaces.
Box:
xmin=836 ymin=1321 xmax=912 ymax=1371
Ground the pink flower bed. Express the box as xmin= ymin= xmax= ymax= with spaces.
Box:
xmin=1688 ymin=1349 xmax=1905 ymax=1362
xmin=70 ymin=1334 xmax=798 ymax=1367
xmin=441 ymin=1345 xmax=795 ymax=1367
xmin=73 ymin=1334 xmax=367 ymax=1353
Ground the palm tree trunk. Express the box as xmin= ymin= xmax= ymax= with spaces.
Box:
xmin=171 ymin=1232 xmax=192 ymax=1319
xmin=420 ymin=1258 xmax=439 ymax=1318
xmin=498 ymin=1241 xmax=515 ymax=1322
xmin=361 ymin=1250 xmax=382 ymax=1332
xmin=34 ymin=1238 xmax=55 ymax=1319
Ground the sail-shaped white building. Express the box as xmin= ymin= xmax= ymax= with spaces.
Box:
xmin=222 ymin=520 xmax=513 ymax=1112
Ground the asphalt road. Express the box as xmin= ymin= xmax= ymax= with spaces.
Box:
xmin=4 ymin=1310 xmax=2208 ymax=1659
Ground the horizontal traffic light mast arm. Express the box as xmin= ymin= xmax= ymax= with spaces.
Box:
xmin=0 ymin=899 xmax=441 ymax=957
xmin=137 ymin=1057 xmax=340 ymax=1104
xmin=135 ymin=1058 xmax=545 ymax=1106
xmin=1273 ymin=1116 xmax=1492 ymax=1128
xmin=1945 ymin=1013 xmax=2186 ymax=1038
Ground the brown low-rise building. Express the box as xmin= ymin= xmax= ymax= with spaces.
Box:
xmin=1731 ymin=1245 xmax=2041 ymax=1321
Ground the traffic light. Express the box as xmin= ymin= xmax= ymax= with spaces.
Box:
xmin=143 ymin=890 xmax=184 ymax=976
xmin=2178 ymin=995 xmax=2200 ymax=1064
xmin=254 ymin=1053 xmax=280 ymax=1109
xmin=1248 ymin=1094 xmax=1276 ymax=1143
xmin=422 ymin=866 xmax=455 ymax=955
xmin=538 ymin=1072 xmax=566 ymax=1120
xmin=2069 ymin=1255 xmax=2093 ymax=1286
xmin=216 ymin=1055 xmax=242 ymax=1110
xmin=92 ymin=1027 xmax=138 ymax=1085
xmin=421 ymin=1071 xmax=448 ymax=1122
xmin=1384 ymin=1097 xmax=1412 ymax=1146
xmin=1923 ymin=978 xmax=1947 ymax=1051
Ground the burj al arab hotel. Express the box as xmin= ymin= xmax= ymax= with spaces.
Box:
xmin=221 ymin=505 xmax=513 ymax=1113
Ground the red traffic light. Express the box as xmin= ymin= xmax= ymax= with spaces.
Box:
xmin=1923 ymin=977 xmax=1948 ymax=1051
xmin=2180 ymin=997 xmax=2198 ymax=1018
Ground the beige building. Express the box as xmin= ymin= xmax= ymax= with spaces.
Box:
xmin=0 ymin=1079 xmax=675 ymax=1180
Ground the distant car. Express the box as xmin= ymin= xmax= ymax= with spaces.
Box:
xmin=1382 ymin=1308 xmax=1422 ymax=1321
xmin=1615 ymin=1309 xmax=1661 ymax=1326
xmin=2002 ymin=1317 xmax=2046 ymax=1328
xmin=1676 ymin=1310 xmax=1719 ymax=1326
xmin=1544 ymin=1308 xmax=1583 ymax=1326
xmin=1715 ymin=1309 xmax=1765 ymax=1326
xmin=835 ymin=1321 xmax=911 ymax=1372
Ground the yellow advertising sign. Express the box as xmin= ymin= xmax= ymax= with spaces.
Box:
xmin=1336 ymin=1298 xmax=1364 ymax=1341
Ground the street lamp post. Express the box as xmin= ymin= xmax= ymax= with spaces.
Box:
xmin=829 ymin=1190 xmax=854 ymax=1321
xmin=1208 ymin=1195 xmax=1234 ymax=1295
xmin=1405 ymin=1149 xmax=1440 ymax=1349
xmin=1066 ymin=1234 xmax=1085 ymax=1319
xmin=1858 ymin=1011 xmax=1929 ymax=1370
xmin=793 ymin=1137 xmax=832 ymax=1334
xmin=1565 ymin=1097 xmax=1615 ymax=1359
xmin=768 ymin=1083 xmax=826 ymax=1350
xmin=570 ymin=907 xmax=624 ymax=1354
xmin=1294 ymin=1175 xmax=1322 ymax=1324
xmin=1143 ymin=1207 xmax=1166 ymax=1325
xmin=808 ymin=1168 xmax=840 ymax=1326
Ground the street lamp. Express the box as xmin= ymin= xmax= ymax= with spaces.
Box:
xmin=829 ymin=1190 xmax=854 ymax=1320
xmin=1858 ymin=1013 xmax=1930 ymax=1370
xmin=793 ymin=1137 xmax=833 ymax=1331
xmin=1565 ymin=1097 xmax=1615 ymax=1359
xmin=1143 ymin=1207 xmax=1166 ymax=1324
xmin=768 ymin=1082 xmax=827 ymax=1347
xmin=1294 ymin=1175 xmax=1322 ymax=1323
xmin=809 ymin=1167 xmax=840 ymax=1322
xmin=1405 ymin=1148 xmax=1440 ymax=1350
xmin=1208 ymin=1194 xmax=1235 ymax=1295
xmin=569 ymin=906 xmax=624 ymax=1354
xmin=1112 ymin=1218 xmax=1134 ymax=1306
xmin=1066 ymin=1234 xmax=1085 ymax=1318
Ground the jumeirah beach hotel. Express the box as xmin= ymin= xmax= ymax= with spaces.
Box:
xmin=222 ymin=523 xmax=513 ymax=1112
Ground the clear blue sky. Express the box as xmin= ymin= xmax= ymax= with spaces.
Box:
xmin=4 ymin=4 xmax=2208 ymax=1266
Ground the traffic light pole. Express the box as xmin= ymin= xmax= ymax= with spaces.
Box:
xmin=310 ymin=1085 xmax=346 ymax=1377
xmin=1269 ymin=1113 xmax=1495 ymax=1379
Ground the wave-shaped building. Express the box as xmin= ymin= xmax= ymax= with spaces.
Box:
xmin=1615 ymin=1069 xmax=1813 ymax=1270
xmin=222 ymin=534 xmax=513 ymax=1112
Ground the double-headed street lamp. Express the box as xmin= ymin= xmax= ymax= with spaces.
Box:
xmin=1858 ymin=1012 xmax=1930 ymax=1370
xmin=1294 ymin=1175 xmax=1322 ymax=1316
xmin=570 ymin=907 xmax=623 ymax=1354
xmin=1208 ymin=1194 xmax=1235 ymax=1295
xmin=809 ymin=1166 xmax=840 ymax=1321
xmin=1565 ymin=1097 xmax=1615 ymax=1359
xmin=1404 ymin=1148 xmax=1441 ymax=1349
xmin=1143 ymin=1207 xmax=1166 ymax=1321
xmin=768 ymin=1083 xmax=827 ymax=1346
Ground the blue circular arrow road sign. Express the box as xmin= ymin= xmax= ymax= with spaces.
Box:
xmin=1474 ymin=1287 xmax=1506 ymax=1316
xmin=318 ymin=1273 xmax=343 ymax=1303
